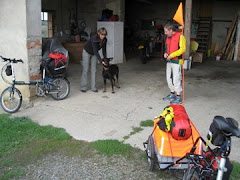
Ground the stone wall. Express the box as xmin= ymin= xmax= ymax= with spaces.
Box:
xmin=0 ymin=0 xmax=41 ymax=105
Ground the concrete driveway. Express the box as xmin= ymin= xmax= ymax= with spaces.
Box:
xmin=2 ymin=57 xmax=240 ymax=162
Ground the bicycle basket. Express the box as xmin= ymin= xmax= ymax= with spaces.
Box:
xmin=5 ymin=65 xmax=12 ymax=76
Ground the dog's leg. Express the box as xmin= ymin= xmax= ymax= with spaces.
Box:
xmin=103 ymin=79 xmax=107 ymax=92
xmin=110 ymin=79 xmax=115 ymax=93
xmin=116 ymin=73 xmax=120 ymax=88
xmin=113 ymin=77 xmax=116 ymax=86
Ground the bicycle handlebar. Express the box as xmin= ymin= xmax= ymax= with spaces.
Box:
xmin=0 ymin=55 xmax=23 ymax=63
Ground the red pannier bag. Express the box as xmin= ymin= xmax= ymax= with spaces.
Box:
xmin=169 ymin=104 xmax=192 ymax=140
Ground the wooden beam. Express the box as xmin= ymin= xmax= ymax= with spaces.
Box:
xmin=234 ymin=12 xmax=240 ymax=61
xmin=184 ymin=0 xmax=192 ymax=59
xmin=222 ymin=12 xmax=238 ymax=54
xmin=223 ymin=23 xmax=237 ymax=59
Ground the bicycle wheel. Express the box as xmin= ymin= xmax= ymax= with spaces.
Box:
xmin=0 ymin=87 xmax=22 ymax=113
xmin=50 ymin=78 xmax=70 ymax=100
xmin=147 ymin=135 xmax=156 ymax=171
xmin=183 ymin=168 xmax=200 ymax=180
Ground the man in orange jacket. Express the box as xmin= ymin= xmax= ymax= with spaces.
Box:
xmin=163 ymin=21 xmax=186 ymax=104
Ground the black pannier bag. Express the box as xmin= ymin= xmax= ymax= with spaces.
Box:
xmin=207 ymin=116 xmax=226 ymax=146
xmin=101 ymin=8 xmax=113 ymax=21
xmin=47 ymin=52 xmax=67 ymax=76
xmin=157 ymin=118 xmax=167 ymax=131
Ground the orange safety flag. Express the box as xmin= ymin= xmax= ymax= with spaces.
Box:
xmin=173 ymin=2 xmax=184 ymax=27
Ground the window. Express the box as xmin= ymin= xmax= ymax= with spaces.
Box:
xmin=41 ymin=11 xmax=54 ymax=38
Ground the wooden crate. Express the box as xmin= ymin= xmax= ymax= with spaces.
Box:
xmin=191 ymin=52 xmax=203 ymax=63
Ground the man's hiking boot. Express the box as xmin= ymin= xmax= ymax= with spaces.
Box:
xmin=170 ymin=96 xmax=182 ymax=104
xmin=163 ymin=93 xmax=176 ymax=101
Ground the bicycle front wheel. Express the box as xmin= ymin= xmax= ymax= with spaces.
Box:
xmin=50 ymin=78 xmax=70 ymax=100
xmin=0 ymin=87 xmax=22 ymax=113
xmin=183 ymin=168 xmax=200 ymax=180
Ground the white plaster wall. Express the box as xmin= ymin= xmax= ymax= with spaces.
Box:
xmin=27 ymin=0 xmax=42 ymax=37
xmin=0 ymin=0 xmax=29 ymax=98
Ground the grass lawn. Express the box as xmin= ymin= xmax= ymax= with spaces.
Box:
xmin=0 ymin=114 xmax=142 ymax=179
xmin=0 ymin=114 xmax=239 ymax=180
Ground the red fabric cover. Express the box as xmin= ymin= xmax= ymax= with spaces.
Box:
xmin=49 ymin=53 xmax=67 ymax=67
xmin=49 ymin=53 xmax=67 ymax=61
xmin=169 ymin=104 xmax=192 ymax=140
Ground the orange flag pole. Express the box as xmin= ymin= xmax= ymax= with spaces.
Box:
xmin=173 ymin=2 xmax=185 ymax=106
xmin=182 ymin=54 xmax=185 ymax=106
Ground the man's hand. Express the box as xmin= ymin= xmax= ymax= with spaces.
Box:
xmin=166 ymin=55 xmax=172 ymax=60
xmin=164 ymin=53 xmax=168 ymax=59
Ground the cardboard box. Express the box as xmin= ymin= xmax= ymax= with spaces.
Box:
xmin=191 ymin=52 xmax=203 ymax=63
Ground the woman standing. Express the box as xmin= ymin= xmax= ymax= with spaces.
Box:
xmin=81 ymin=27 xmax=107 ymax=92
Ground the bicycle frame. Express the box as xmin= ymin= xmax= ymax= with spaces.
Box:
xmin=7 ymin=60 xmax=47 ymax=87
xmin=180 ymin=136 xmax=232 ymax=180
xmin=217 ymin=158 xmax=227 ymax=180
xmin=216 ymin=137 xmax=231 ymax=180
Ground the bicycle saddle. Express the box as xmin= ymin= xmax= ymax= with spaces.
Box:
xmin=213 ymin=116 xmax=240 ymax=137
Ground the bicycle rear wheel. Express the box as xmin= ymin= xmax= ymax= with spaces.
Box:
xmin=183 ymin=168 xmax=200 ymax=180
xmin=50 ymin=78 xmax=70 ymax=100
xmin=0 ymin=87 xmax=22 ymax=113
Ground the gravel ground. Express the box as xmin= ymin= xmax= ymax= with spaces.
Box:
xmin=19 ymin=153 xmax=182 ymax=180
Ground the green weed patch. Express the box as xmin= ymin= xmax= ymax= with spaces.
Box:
xmin=90 ymin=139 xmax=135 ymax=157
xmin=140 ymin=120 xmax=154 ymax=127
